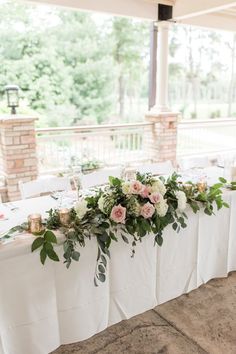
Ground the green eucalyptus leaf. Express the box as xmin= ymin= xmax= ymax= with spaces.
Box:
xmin=71 ymin=251 xmax=80 ymax=261
xmin=98 ymin=264 xmax=105 ymax=273
xmin=172 ymin=222 xmax=178 ymax=231
xmin=65 ymin=259 xmax=72 ymax=269
xmin=121 ymin=234 xmax=129 ymax=244
xmin=155 ymin=234 xmax=163 ymax=246
xmin=101 ymin=255 xmax=107 ymax=267
xmin=98 ymin=273 xmax=106 ymax=282
xmin=109 ymin=231 xmax=118 ymax=241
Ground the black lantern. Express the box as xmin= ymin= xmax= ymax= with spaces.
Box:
xmin=5 ymin=85 xmax=19 ymax=114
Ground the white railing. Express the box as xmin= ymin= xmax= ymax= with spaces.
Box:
xmin=36 ymin=118 xmax=236 ymax=173
xmin=36 ymin=122 xmax=152 ymax=173
xmin=178 ymin=118 xmax=236 ymax=156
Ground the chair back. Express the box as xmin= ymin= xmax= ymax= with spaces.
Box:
xmin=178 ymin=156 xmax=209 ymax=170
xmin=136 ymin=160 xmax=174 ymax=175
xmin=19 ymin=176 xmax=72 ymax=199
xmin=81 ymin=167 xmax=122 ymax=189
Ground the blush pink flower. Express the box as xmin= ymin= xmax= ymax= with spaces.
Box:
xmin=149 ymin=192 xmax=162 ymax=204
xmin=140 ymin=185 xmax=150 ymax=198
xmin=110 ymin=204 xmax=126 ymax=224
xmin=140 ymin=202 xmax=155 ymax=219
xmin=130 ymin=180 xmax=144 ymax=195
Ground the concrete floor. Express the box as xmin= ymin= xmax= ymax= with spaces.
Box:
xmin=53 ymin=272 xmax=236 ymax=354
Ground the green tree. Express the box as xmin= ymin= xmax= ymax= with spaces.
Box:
xmin=111 ymin=18 xmax=149 ymax=119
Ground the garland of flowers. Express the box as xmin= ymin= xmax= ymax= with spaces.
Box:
xmin=3 ymin=173 xmax=230 ymax=286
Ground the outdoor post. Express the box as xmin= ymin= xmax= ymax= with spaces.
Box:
xmin=0 ymin=115 xmax=38 ymax=201
xmin=155 ymin=20 xmax=170 ymax=112
xmin=145 ymin=20 xmax=178 ymax=165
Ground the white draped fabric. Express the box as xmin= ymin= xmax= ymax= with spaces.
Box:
xmin=0 ymin=185 xmax=235 ymax=353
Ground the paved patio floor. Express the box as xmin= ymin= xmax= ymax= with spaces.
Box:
xmin=53 ymin=272 xmax=236 ymax=354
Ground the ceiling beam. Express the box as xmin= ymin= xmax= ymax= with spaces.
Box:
xmin=180 ymin=12 xmax=236 ymax=32
xmin=146 ymin=0 xmax=175 ymax=5
xmin=27 ymin=0 xmax=157 ymax=20
xmin=173 ymin=0 xmax=236 ymax=20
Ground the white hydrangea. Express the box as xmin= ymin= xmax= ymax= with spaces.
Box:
xmin=175 ymin=190 xmax=187 ymax=212
xmin=98 ymin=195 xmax=105 ymax=213
xmin=151 ymin=179 xmax=166 ymax=196
xmin=122 ymin=182 xmax=131 ymax=195
xmin=75 ymin=199 xmax=88 ymax=219
xmin=155 ymin=199 xmax=168 ymax=217
xmin=129 ymin=197 xmax=141 ymax=216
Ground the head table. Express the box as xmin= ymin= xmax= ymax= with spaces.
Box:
xmin=0 ymin=168 xmax=236 ymax=354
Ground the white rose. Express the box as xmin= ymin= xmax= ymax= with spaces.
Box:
xmin=155 ymin=199 xmax=168 ymax=217
xmin=75 ymin=199 xmax=88 ymax=219
xmin=122 ymin=182 xmax=131 ymax=195
xmin=175 ymin=190 xmax=187 ymax=212
xmin=151 ymin=179 xmax=166 ymax=196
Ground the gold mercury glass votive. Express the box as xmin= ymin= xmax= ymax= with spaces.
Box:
xmin=197 ymin=182 xmax=207 ymax=193
xmin=28 ymin=213 xmax=42 ymax=233
xmin=59 ymin=208 xmax=70 ymax=226
xmin=183 ymin=184 xmax=192 ymax=192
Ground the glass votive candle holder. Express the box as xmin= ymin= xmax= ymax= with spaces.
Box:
xmin=28 ymin=213 xmax=42 ymax=233
xmin=197 ymin=182 xmax=207 ymax=193
xmin=183 ymin=183 xmax=193 ymax=193
xmin=124 ymin=168 xmax=137 ymax=181
xmin=59 ymin=208 xmax=70 ymax=226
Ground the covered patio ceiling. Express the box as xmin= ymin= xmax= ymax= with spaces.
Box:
xmin=27 ymin=0 xmax=236 ymax=32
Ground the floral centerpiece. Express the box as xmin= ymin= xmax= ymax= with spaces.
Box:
xmin=3 ymin=173 xmax=229 ymax=286
xmin=26 ymin=173 xmax=228 ymax=285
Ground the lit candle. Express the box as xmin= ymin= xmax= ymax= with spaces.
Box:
xmin=59 ymin=208 xmax=70 ymax=226
xmin=28 ymin=213 xmax=42 ymax=233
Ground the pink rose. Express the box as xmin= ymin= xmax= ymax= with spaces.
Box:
xmin=130 ymin=180 xmax=144 ymax=195
xmin=149 ymin=192 xmax=162 ymax=204
xmin=140 ymin=202 xmax=155 ymax=219
xmin=140 ymin=185 xmax=150 ymax=198
xmin=110 ymin=204 xmax=126 ymax=224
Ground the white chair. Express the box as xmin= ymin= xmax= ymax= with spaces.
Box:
xmin=81 ymin=167 xmax=122 ymax=189
xmin=19 ymin=176 xmax=72 ymax=199
xmin=178 ymin=156 xmax=210 ymax=170
xmin=136 ymin=160 xmax=174 ymax=175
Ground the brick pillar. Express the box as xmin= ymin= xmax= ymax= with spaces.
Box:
xmin=0 ymin=115 xmax=38 ymax=201
xmin=145 ymin=111 xmax=179 ymax=165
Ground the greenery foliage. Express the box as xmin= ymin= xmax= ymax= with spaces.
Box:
xmin=0 ymin=1 xmax=149 ymax=125
xmin=2 ymin=173 xmax=229 ymax=286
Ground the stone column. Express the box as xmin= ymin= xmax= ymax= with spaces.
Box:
xmin=0 ymin=115 xmax=38 ymax=201
xmin=145 ymin=111 xmax=179 ymax=165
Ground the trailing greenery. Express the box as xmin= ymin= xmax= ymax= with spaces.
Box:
xmin=26 ymin=174 xmax=232 ymax=283
xmin=1 ymin=173 xmax=229 ymax=285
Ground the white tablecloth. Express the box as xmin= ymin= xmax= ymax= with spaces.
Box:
xmin=0 ymin=174 xmax=236 ymax=354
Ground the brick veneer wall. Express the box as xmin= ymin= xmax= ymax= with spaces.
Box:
xmin=0 ymin=116 xmax=38 ymax=201
xmin=145 ymin=111 xmax=178 ymax=165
